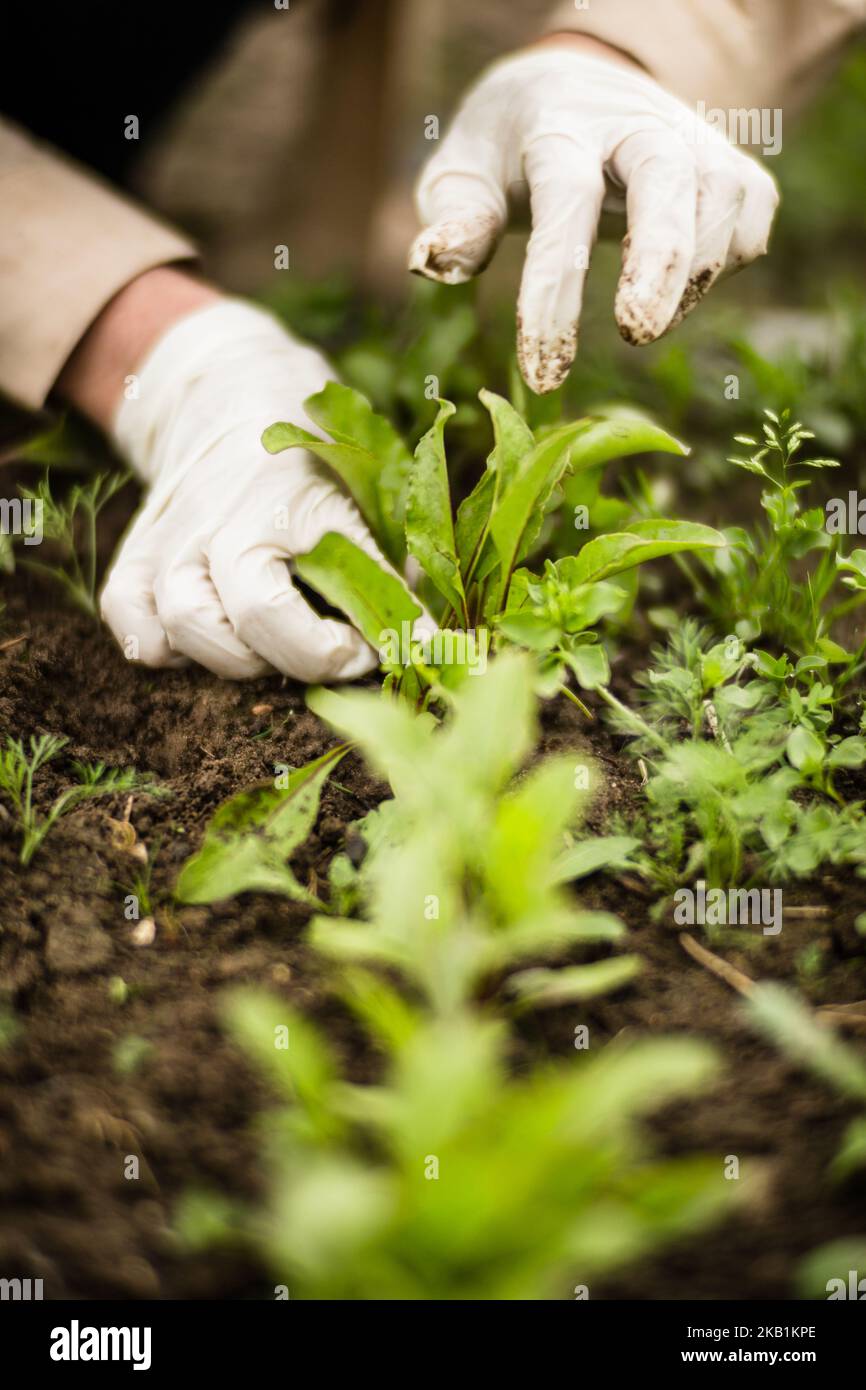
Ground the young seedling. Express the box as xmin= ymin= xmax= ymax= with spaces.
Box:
xmin=306 ymin=653 xmax=631 ymax=1008
xmin=175 ymin=986 xmax=735 ymax=1300
xmin=15 ymin=469 xmax=129 ymax=618
xmin=0 ymin=734 xmax=163 ymax=866
xmin=600 ymin=623 xmax=866 ymax=895
xmin=674 ymin=408 xmax=866 ymax=660
xmin=264 ymin=385 xmax=725 ymax=707
xmin=174 ymin=745 xmax=349 ymax=905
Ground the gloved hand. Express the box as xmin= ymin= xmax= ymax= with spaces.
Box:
xmin=100 ymin=300 xmax=390 ymax=682
xmin=409 ymin=44 xmax=779 ymax=393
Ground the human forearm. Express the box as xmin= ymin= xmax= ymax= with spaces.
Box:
xmin=55 ymin=267 xmax=219 ymax=434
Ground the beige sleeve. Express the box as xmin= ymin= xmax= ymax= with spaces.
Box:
xmin=543 ymin=0 xmax=866 ymax=112
xmin=0 ymin=119 xmax=197 ymax=411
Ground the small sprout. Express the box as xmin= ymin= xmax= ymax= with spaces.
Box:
xmin=108 ymin=976 xmax=129 ymax=1005
xmin=15 ymin=469 xmax=130 ymax=618
xmin=0 ymin=735 xmax=165 ymax=865
xmin=112 ymin=1035 xmax=153 ymax=1076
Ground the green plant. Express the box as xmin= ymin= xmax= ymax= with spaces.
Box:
xmin=496 ymin=522 xmax=724 ymax=701
xmin=264 ymin=386 xmax=725 ymax=707
xmin=177 ymin=987 xmax=735 ymax=1300
xmin=306 ymin=654 xmax=632 ymax=1008
xmin=682 ymin=409 xmax=866 ymax=663
xmin=0 ymin=734 xmax=164 ymax=865
xmin=747 ymin=984 xmax=866 ymax=1183
xmin=15 ymin=469 xmax=129 ymax=617
xmin=175 ymin=746 xmax=348 ymax=905
xmin=596 ymin=620 xmax=866 ymax=895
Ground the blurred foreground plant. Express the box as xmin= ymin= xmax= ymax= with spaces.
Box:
xmin=178 ymin=988 xmax=734 ymax=1299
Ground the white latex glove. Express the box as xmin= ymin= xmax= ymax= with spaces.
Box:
xmin=409 ymin=47 xmax=779 ymax=393
xmin=101 ymin=300 xmax=389 ymax=682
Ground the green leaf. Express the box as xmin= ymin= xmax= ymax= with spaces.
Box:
xmin=565 ymin=410 xmax=689 ymax=471
xmin=406 ymin=399 xmax=467 ymax=621
xmin=307 ymin=686 xmax=435 ymax=803
xmin=455 ymin=390 xmax=535 ymax=586
xmin=798 ymin=1239 xmax=866 ymax=1299
xmin=223 ymin=990 xmax=338 ymax=1105
xmin=562 ymin=642 xmax=610 ymax=690
xmin=552 ymin=836 xmax=641 ymax=884
xmin=827 ymin=736 xmax=866 ymax=769
xmin=817 ymin=637 xmax=853 ymax=664
xmin=262 ymin=383 xmax=411 ymax=567
xmin=495 ymin=610 xmax=560 ymax=652
xmin=831 ymin=1117 xmax=866 ymax=1182
xmin=837 ymin=549 xmax=866 ymax=592
xmin=564 ymin=520 xmax=726 ymax=586
xmin=786 ymin=724 xmax=825 ymax=772
xmin=455 ymin=469 xmax=496 ymax=581
xmin=295 ymin=532 xmax=421 ymax=652
xmin=481 ymin=756 xmax=585 ymax=926
xmin=479 ymin=388 xmax=535 ymax=494
xmin=508 ymin=956 xmax=642 ymax=1008
xmin=488 ymin=421 xmax=593 ymax=602
xmin=746 ymin=983 xmax=866 ymax=1102
xmin=337 ymin=968 xmax=421 ymax=1053
xmin=175 ymin=746 xmax=347 ymax=904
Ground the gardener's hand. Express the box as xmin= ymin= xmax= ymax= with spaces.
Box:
xmin=409 ymin=35 xmax=779 ymax=393
xmin=58 ymin=271 xmax=391 ymax=681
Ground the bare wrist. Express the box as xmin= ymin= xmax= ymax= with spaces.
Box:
xmin=55 ymin=266 xmax=221 ymax=432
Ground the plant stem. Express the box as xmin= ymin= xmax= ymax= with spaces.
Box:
xmin=595 ymin=684 xmax=669 ymax=753
xmin=559 ymin=684 xmax=593 ymax=719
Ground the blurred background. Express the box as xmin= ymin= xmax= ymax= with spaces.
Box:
xmin=9 ymin=3 xmax=866 ymax=488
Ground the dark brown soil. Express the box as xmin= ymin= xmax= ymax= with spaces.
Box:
xmin=1 ymin=490 xmax=866 ymax=1301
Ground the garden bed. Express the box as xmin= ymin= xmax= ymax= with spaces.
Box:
xmin=2 ymin=507 xmax=866 ymax=1298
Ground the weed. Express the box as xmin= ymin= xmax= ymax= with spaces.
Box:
xmin=0 ymin=734 xmax=165 ymax=865
xmin=175 ymin=746 xmax=348 ymax=905
xmin=15 ymin=469 xmax=129 ymax=617
xmin=672 ymin=409 xmax=866 ymax=664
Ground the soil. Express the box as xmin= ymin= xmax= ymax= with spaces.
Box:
xmin=2 ymin=486 xmax=866 ymax=1301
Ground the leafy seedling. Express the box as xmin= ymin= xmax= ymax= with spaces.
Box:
xmin=176 ymin=987 xmax=735 ymax=1300
xmin=175 ymin=744 xmax=349 ymax=905
xmin=679 ymin=408 xmax=866 ymax=659
xmin=0 ymin=734 xmax=164 ymax=866
xmin=266 ymin=385 xmax=723 ymax=707
xmin=306 ymin=653 xmax=629 ymax=1009
xmin=15 ymin=470 xmax=129 ymax=617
